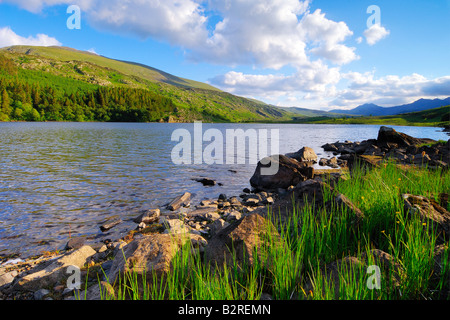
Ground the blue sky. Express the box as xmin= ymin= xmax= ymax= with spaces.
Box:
xmin=0 ymin=0 xmax=449 ymax=110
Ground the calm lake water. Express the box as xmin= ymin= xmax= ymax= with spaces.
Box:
xmin=0 ymin=122 xmax=448 ymax=258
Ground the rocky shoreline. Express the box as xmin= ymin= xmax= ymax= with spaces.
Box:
xmin=0 ymin=126 xmax=449 ymax=300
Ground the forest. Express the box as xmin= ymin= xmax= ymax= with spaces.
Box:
xmin=0 ymin=55 xmax=176 ymax=123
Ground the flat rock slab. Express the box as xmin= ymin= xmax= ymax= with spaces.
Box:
xmin=13 ymin=246 xmax=96 ymax=292
xmin=167 ymin=192 xmax=191 ymax=211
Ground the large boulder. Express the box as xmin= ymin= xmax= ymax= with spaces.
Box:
xmin=108 ymin=233 xmax=206 ymax=285
xmin=377 ymin=126 xmax=435 ymax=148
xmin=13 ymin=246 xmax=96 ymax=292
xmin=204 ymin=213 xmax=280 ymax=269
xmin=250 ymin=155 xmax=313 ymax=191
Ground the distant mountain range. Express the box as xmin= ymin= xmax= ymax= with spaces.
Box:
xmin=329 ymin=98 xmax=450 ymax=116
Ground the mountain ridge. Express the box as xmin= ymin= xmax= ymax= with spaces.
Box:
xmin=330 ymin=98 xmax=450 ymax=116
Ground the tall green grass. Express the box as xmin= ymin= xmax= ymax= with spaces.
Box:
xmin=96 ymin=161 xmax=449 ymax=300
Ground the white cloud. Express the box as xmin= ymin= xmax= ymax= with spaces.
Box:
xmin=0 ymin=26 xmax=61 ymax=48
xmin=4 ymin=0 xmax=358 ymax=70
xmin=300 ymin=9 xmax=358 ymax=65
xmin=330 ymin=72 xmax=450 ymax=109
xmin=363 ymin=24 xmax=390 ymax=46
xmin=210 ymin=60 xmax=341 ymax=99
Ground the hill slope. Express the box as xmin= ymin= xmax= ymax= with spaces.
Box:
xmin=0 ymin=45 xmax=295 ymax=123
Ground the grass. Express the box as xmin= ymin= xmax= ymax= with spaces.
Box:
xmin=87 ymin=161 xmax=449 ymax=300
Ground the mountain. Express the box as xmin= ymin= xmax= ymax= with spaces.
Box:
xmin=330 ymin=98 xmax=450 ymax=116
xmin=0 ymin=45 xmax=296 ymax=123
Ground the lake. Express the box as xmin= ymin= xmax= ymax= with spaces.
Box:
xmin=0 ymin=122 xmax=448 ymax=258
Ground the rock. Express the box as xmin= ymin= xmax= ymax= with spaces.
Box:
xmin=218 ymin=194 xmax=228 ymax=201
xmin=194 ymin=178 xmax=216 ymax=186
xmin=204 ymin=213 xmax=279 ymax=269
xmin=199 ymin=199 xmax=218 ymax=207
xmin=167 ymin=192 xmax=191 ymax=211
xmin=108 ymin=233 xmax=206 ymax=285
xmin=319 ymin=158 xmax=328 ymax=166
xmin=334 ymin=193 xmax=365 ymax=226
xmin=250 ymin=155 xmax=313 ymax=191
xmin=188 ymin=208 xmax=220 ymax=222
xmin=14 ymin=246 xmax=96 ymax=292
xmin=377 ymin=126 xmax=435 ymax=148
xmin=0 ymin=271 xmax=16 ymax=288
xmin=133 ymin=209 xmax=160 ymax=225
xmin=244 ymin=198 xmax=260 ymax=207
xmin=243 ymin=188 xmax=251 ymax=194
xmin=65 ymin=237 xmax=86 ymax=251
xmin=161 ymin=218 xmax=190 ymax=234
xmin=411 ymin=153 xmax=431 ymax=164
xmin=100 ymin=218 xmax=122 ymax=232
xmin=34 ymin=288 xmax=50 ymax=300
xmin=263 ymin=197 xmax=274 ymax=205
xmin=209 ymin=219 xmax=230 ymax=237
xmin=402 ymin=194 xmax=450 ymax=238
xmin=285 ymin=147 xmax=317 ymax=163
xmin=322 ymin=143 xmax=339 ymax=152
xmin=225 ymin=210 xmax=242 ymax=222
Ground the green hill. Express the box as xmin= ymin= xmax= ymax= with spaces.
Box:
xmin=0 ymin=45 xmax=296 ymax=123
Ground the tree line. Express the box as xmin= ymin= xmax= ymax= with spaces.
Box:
xmin=0 ymin=55 xmax=177 ymax=122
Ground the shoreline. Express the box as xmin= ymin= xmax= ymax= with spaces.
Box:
xmin=0 ymin=126 xmax=449 ymax=300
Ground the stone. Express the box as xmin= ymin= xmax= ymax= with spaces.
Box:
xmin=162 ymin=218 xmax=190 ymax=234
xmin=133 ymin=209 xmax=160 ymax=225
xmin=377 ymin=126 xmax=435 ymax=148
xmin=0 ymin=271 xmax=16 ymax=288
xmin=65 ymin=237 xmax=87 ymax=250
xmin=334 ymin=193 xmax=365 ymax=226
xmin=319 ymin=158 xmax=328 ymax=166
xmin=108 ymin=233 xmax=207 ymax=284
xmin=14 ymin=246 xmax=96 ymax=292
xmin=204 ymin=213 xmax=280 ymax=269
xmin=209 ymin=219 xmax=230 ymax=237
xmin=403 ymin=194 xmax=450 ymax=238
xmin=226 ymin=210 xmax=242 ymax=222
xmin=244 ymin=198 xmax=260 ymax=207
xmin=100 ymin=218 xmax=122 ymax=232
xmin=194 ymin=178 xmax=216 ymax=186
xmin=250 ymin=155 xmax=312 ymax=191
xmin=285 ymin=147 xmax=317 ymax=163
xmin=322 ymin=143 xmax=339 ymax=152
xmin=218 ymin=194 xmax=228 ymax=201
xmin=167 ymin=192 xmax=191 ymax=211
xmin=34 ymin=288 xmax=51 ymax=300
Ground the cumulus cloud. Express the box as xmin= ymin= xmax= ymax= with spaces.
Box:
xmin=363 ymin=24 xmax=390 ymax=46
xmin=210 ymin=60 xmax=341 ymax=98
xmin=300 ymin=9 xmax=358 ymax=65
xmin=0 ymin=26 xmax=62 ymax=47
xmin=4 ymin=0 xmax=358 ymax=69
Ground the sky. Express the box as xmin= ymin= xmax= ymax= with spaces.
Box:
xmin=0 ymin=0 xmax=449 ymax=111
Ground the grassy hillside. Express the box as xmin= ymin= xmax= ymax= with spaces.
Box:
xmin=294 ymin=105 xmax=450 ymax=127
xmin=0 ymin=45 xmax=296 ymax=123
